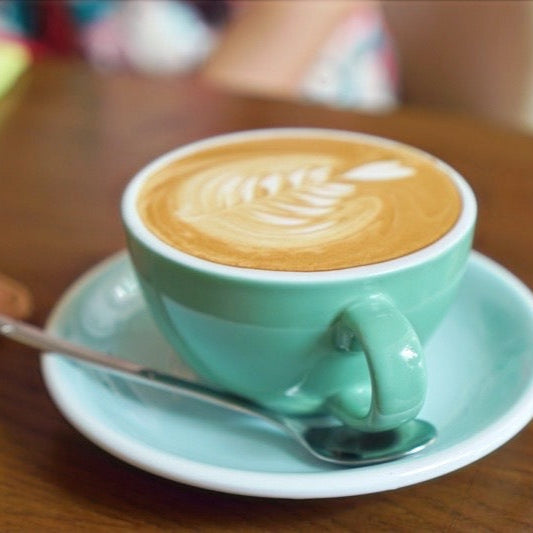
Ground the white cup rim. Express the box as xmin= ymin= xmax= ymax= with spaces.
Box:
xmin=122 ymin=128 xmax=477 ymax=282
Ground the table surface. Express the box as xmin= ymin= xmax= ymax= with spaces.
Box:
xmin=1 ymin=60 xmax=532 ymax=531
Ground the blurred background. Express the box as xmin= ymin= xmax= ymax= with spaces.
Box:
xmin=1 ymin=0 xmax=532 ymax=132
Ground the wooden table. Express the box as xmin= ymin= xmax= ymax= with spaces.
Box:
xmin=1 ymin=60 xmax=532 ymax=531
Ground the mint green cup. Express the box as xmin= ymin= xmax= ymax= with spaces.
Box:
xmin=122 ymin=129 xmax=477 ymax=432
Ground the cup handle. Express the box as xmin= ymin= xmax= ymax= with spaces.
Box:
xmin=329 ymin=294 xmax=426 ymax=432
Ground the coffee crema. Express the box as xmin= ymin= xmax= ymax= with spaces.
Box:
xmin=137 ymin=135 xmax=462 ymax=271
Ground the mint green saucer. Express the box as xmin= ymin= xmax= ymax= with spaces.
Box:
xmin=41 ymin=252 xmax=533 ymax=499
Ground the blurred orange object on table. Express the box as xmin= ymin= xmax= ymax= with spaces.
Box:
xmin=0 ymin=272 xmax=33 ymax=319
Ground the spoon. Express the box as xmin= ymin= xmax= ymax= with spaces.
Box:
xmin=0 ymin=313 xmax=436 ymax=466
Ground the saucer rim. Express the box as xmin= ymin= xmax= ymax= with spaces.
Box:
xmin=40 ymin=251 xmax=533 ymax=499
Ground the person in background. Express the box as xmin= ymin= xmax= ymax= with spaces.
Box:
xmin=0 ymin=0 xmax=398 ymax=111
xmin=204 ymin=0 xmax=398 ymax=111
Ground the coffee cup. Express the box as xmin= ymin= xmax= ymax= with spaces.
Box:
xmin=121 ymin=128 xmax=476 ymax=432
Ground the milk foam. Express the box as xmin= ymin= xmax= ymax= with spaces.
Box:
xmin=137 ymin=136 xmax=462 ymax=271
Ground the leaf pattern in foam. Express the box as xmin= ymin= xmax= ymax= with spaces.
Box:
xmin=175 ymin=156 xmax=415 ymax=248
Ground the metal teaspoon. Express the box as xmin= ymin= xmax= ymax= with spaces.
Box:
xmin=0 ymin=313 xmax=436 ymax=466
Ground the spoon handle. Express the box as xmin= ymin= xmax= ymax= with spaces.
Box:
xmin=0 ymin=313 xmax=266 ymax=420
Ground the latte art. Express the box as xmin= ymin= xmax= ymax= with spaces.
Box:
xmin=137 ymin=135 xmax=462 ymax=271
xmin=175 ymin=156 xmax=417 ymax=249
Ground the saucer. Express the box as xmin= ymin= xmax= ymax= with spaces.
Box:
xmin=41 ymin=252 xmax=533 ymax=499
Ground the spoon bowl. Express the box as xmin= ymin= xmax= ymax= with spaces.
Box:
xmin=0 ymin=313 xmax=436 ymax=466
